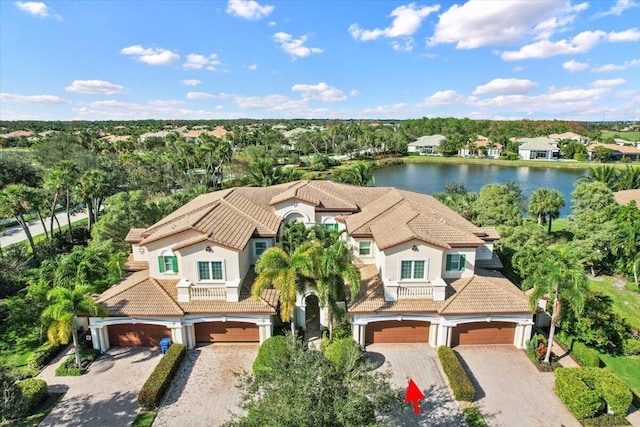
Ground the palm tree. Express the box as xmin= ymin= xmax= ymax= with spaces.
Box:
xmin=252 ymin=242 xmax=323 ymax=333
xmin=316 ymin=240 xmax=361 ymax=337
xmin=616 ymin=165 xmax=640 ymax=190
xmin=0 ymin=184 xmax=39 ymax=253
xmin=527 ymin=188 xmax=565 ymax=233
xmin=41 ymin=285 xmax=106 ymax=368
xmin=523 ymin=250 xmax=588 ymax=363
xmin=248 ymin=158 xmax=283 ymax=187
xmin=335 ymin=162 xmax=375 ymax=186
xmin=76 ymin=169 xmax=111 ymax=231
xmin=579 ymin=166 xmax=619 ymax=190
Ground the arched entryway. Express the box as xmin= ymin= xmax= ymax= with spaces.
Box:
xmin=305 ymin=294 xmax=320 ymax=332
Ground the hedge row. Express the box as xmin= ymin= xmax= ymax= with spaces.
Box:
xmin=15 ymin=379 xmax=48 ymax=418
xmin=55 ymin=349 xmax=100 ymax=376
xmin=571 ymin=342 xmax=601 ymax=368
xmin=138 ymin=343 xmax=186 ymax=410
xmin=437 ymin=346 xmax=475 ymax=402
xmin=27 ymin=342 xmax=64 ymax=371
xmin=252 ymin=336 xmax=290 ymax=382
xmin=555 ymin=368 xmax=632 ymax=420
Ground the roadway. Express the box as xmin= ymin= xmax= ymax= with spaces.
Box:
xmin=0 ymin=211 xmax=89 ymax=248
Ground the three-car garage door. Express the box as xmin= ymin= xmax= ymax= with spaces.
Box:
xmin=451 ymin=322 xmax=515 ymax=346
xmin=108 ymin=324 xmax=171 ymax=347
xmin=194 ymin=321 xmax=259 ymax=343
xmin=365 ymin=320 xmax=430 ymax=344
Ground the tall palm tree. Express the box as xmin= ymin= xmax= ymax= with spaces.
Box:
xmin=527 ymin=188 xmax=565 ymax=233
xmin=616 ymin=165 xmax=640 ymax=190
xmin=248 ymin=158 xmax=283 ymax=187
xmin=316 ymin=240 xmax=361 ymax=337
xmin=523 ymin=250 xmax=588 ymax=363
xmin=0 ymin=184 xmax=39 ymax=253
xmin=336 ymin=162 xmax=375 ymax=187
xmin=579 ymin=166 xmax=619 ymax=190
xmin=41 ymin=285 xmax=106 ymax=367
xmin=252 ymin=242 xmax=323 ymax=332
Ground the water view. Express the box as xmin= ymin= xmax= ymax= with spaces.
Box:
xmin=373 ymin=163 xmax=588 ymax=218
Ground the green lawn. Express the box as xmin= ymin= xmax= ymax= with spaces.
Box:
xmin=131 ymin=411 xmax=157 ymax=427
xmin=601 ymin=130 xmax=640 ymax=142
xmin=598 ymin=352 xmax=640 ymax=396
xmin=0 ymin=392 xmax=65 ymax=427
xmin=588 ymin=278 xmax=640 ymax=330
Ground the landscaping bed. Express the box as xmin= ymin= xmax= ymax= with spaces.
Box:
xmin=55 ymin=348 xmax=100 ymax=376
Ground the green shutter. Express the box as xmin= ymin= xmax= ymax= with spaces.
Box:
xmin=460 ymin=255 xmax=466 ymax=271
xmin=445 ymin=255 xmax=451 ymax=271
xmin=158 ymin=256 xmax=166 ymax=273
xmin=171 ymin=256 xmax=179 ymax=273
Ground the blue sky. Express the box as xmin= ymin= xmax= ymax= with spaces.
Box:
xmin=1 ymin=0 xmax=639 ymax=121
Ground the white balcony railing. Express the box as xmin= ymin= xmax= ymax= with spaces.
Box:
xmin=190 ymin=286 xmax=226 ymax=301
xmin=398 ymin=285 xmax=433 ymax=299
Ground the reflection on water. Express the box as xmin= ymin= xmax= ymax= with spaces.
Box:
xmin=373 ymin=163 xmax=587 ymax=217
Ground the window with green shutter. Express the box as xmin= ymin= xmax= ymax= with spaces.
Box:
xmin=159 ymin=255 xmax=178 ymax=273
xmin=446 ymin=254 xmax=465 ymax=272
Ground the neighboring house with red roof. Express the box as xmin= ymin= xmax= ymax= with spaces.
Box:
xmin=89 ymin=181 xmax=533 ymax=351
xmin=587 ymin=143 xmax=640 ymax=161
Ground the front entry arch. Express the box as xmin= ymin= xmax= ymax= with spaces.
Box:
xmin=305 ymin=295 xmax=320 ymax=332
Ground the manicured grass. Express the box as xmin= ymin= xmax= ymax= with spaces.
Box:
xmin=402 ymin=155 xmax=638 ymax=169
xmin=0 ymin=392 xmax=65 ymax=427
xmin=588 ymin=278 xmax=640 ymax=330
xmin=597 ymin=352 xmax=640 ymax=396
xmin=601 ymin=130 xmax=640 ymax=142
xmin=131 ymin=411 xmax=157 ymax=427
xmin=0 ymin=332 xmax=41 ymax=377
xmin=463 ymin=406 xmax=488 ymax=427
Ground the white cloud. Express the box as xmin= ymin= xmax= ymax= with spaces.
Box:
xmin=391 ymin=38 xmax=416 ymax=52
xmin=592 ymin=58 xmax=640 ymax=72
xmin=349 ymin=3 xmax=440 ymax=46
xmin=562 ymin=59 xmax=589 ymax=71
xmin=184 ymin=53 xmax=221 ymax=71
xmin=512 ymin=66 xmax=524 ymax=72
xmin=589 ymin=78 xmax=627 ymax=88
xmin=594 ymin=0 xmax=639 ymax=17
xmin=291 ymin=82 xmax=347 ymax=102
xmin=233 ymin=94 xmax=307 ymax=111
xmin=429 ymin=0 xmax=585 ymax=49
xmin=187 ymin=92 xmax=217 ymax=100
xmin=248 ymin=64 xmax=258 ymax=70
xmin=423 ymin=90 xmax=465 ymax=106
xmin=120 ymin=45 xmax=180 ymax=65
xmin=606 ymin=28 xmax=640 ymax=42
xmin=350 ymin=90 xmax=360 ymax=97
xmin=14 ymin=1 xmax=60 ymax=19
xmin=226 ymin=0 xmax=273 ymax=20
xmin=181 ymin=79 xmax=202 ymax=86
xmin=273 ymin=32 xmax=323 ymax=59
xmin=473 ymin=78 xmax=537 ymax=95
xmin=147 ymin=99 xmax=186 ymax=106
xmin=65 ymin=80 xmax=126 ymax=94
xmin=0 ymin=92 xmax=67 ymax=104
xmin=268 ymin=21 xmax=276 ymax=26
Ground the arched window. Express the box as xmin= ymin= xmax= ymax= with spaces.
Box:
xmin=158 ymin=250 xmax=178 ymax=273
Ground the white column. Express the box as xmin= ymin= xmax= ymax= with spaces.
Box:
xmin=186 ymin=324 xmax=196 ymax=349
xmin=259 ymin=325 xmax=265 ymax=343
xmin=90 ymin=326 xmax=101 ymax=351
xmin=446 ymin=326 xmax=452 ymax=347
xmin=171 ymin=326 xmax=184 ymax=345
xmin=359 ymin=324 xmax=366 ymax=347
xmin=428 ymin=323 xmax=438 ymax=348
xmin=522 ymin=323 xmax=533 ymax=348
xmin=99 ymin=326 xmax=110 ymax=352
xmin=264 ymin=321 xmax=272 ymax=340
xmin=437 ymin=324 xmax=450 ymax=347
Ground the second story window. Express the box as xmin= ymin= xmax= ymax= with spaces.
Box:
xmin=358 ymin=241 xmax=372 ymax=257
xmin=197 ymin=261 xmax=224 ymax=281
xmin=446 ymin=254 xmax=466 ymax=272
xmin=254 ymin=241 xmax=268 ymax=258
xmin=400 ymin=260 xmax=426 ymax=280
xmin=322 ymin=223 xmax=338 ymax=231
xmin=158 ymin=253 xmax=178 ymax=273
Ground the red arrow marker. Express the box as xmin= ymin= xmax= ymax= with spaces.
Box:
xmin=404 ymin=378 xmax=425 ymax=414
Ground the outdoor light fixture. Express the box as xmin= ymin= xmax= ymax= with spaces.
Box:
xmin=137 ymin=247 xmax=145 ymax=254
xmin=411 ymin=245 xmax=419 ymax=252
xmin=205 ymin=246 xmax=214 ymax=253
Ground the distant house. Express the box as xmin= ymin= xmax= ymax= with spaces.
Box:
xmin=459 ymin=136 xmax=502 ymax=159
xmin=587 ymin=143 xmax=640 ymax=161
xmin=517 ymin=137 xmax=560 ymax=160
xmin=408 ymin=134 xmax=445 ymax=155
xmin=549 ymin=132 xmax=587 ymax=144
xmin=614 ymin=189 xmax=640 ymax=209
xmin=0 ymin=130 xmax=33 ymax=139
xmin=181 ymin=127 xmax=228 ymax=143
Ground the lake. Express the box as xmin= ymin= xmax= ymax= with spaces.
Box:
xmin=373 ymin=163 xmax=588 ymax=217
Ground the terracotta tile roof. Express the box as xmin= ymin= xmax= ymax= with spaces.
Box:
xmin=479 ymin=227 xmax=500 ymax=240
xmin=614 ymin=189 xmax=640 ymax=208
xmin=588 ymin=143 xmax=640 ymax=154
xmin=97 ymin=271 xmax=184 ymax=317
xmin=97 ymin=269 xmax=277 ymax=317
xmin=123 ymin=254 xmax=150 ymax=272
xmin=438 ymin=269 xmax=531 ymax=315
xmin=125 ymin=228 xmax=145 ymax=244
xmin=269 ymin=180 xmax=358 ymax=211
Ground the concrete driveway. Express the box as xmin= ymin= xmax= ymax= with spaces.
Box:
xmin=455 ymin=346 xmax=580 ymax=427
xmin=38 ymin=347 xmax=162 ymax=427
xmin=366 ymin=343 xmax=465 ymax=426
xmin=154 ymin=343 xmax=259 ymax=427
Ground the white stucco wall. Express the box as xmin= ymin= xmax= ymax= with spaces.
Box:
xmin=381 ymin=240 xmax=444 ymax=283
xmin=273 ymin=200 xmax=316 ymax=225
xmin=177 ymin=242 xmax=241 ymax=285
xmin=145 ymin=230 xmax=201 ymax=278
xmin=352 ymin=237 xmax=377 ymax=264
xmin=476 ymin=242 xmax=494 ymax=260
xmin=131 ymin=244 xmax=146 ymax=261
xmin=441 ymin=248 xmax=476 ymax=279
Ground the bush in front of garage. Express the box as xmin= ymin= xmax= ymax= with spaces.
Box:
xmin=324 ymin=338 xmax=362 ymax=371
xmin=437 ymin=346 xmax=475 ymax=402
xmin=252 ymin=336 xmax=291 ymax=381
xmin=55 ymin=348 xmax=100 ymax=376
xmin=555 ymin=367 xmax=632 ymax=420
xmin=27 ymin=342 xmax=64 ymax=372
xmin=15 ymin=379 xmax=49 ymax=418
xmin=138 ymin=343 xmax=186 ymax=410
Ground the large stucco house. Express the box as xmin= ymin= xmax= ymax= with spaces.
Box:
xmin=88 ymin=180 xmax=533 ymax=351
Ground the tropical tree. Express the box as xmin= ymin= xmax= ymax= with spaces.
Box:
xmin=76 ymin=169 xmax=112 ymax=231
xmin=334 ymin=162 xmax=375 ymax=187
xmin=523 ymin=250 xmax=588 ymax=363
xmin=612 ymin=201 xmax=640 ymax=288
xmin=281 ymin=221 xmax=309 ymax=254
xmin=41 ymin=285 xmax=106 ymax=368
xmin=0 ymin=184 xmax=39 ymax=253
xmin=579 ymin=166 xmax=619 ymax=190
xmin=527 ymin=188 xmax=564 ymax=233
xmin=252 ymin=242 xmax=323 ymax=332
xmin=473 ymin=183 xmax=523 ymax=227
xmin=248 ymin=158 xmax=283 ymax=187
xmin=616 ymin=165 xmax=640 ymax=190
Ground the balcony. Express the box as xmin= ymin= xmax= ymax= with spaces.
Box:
xmin=384 ymin=278 xmax=447 ymax=302
xmin=189 ymin=286 xmax=226 ymax=301
xmin=398 ymin=284 xmax=433 ymax=299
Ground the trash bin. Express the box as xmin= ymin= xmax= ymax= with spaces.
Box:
xmin=160 ymin=338 xmax=171 ymax=354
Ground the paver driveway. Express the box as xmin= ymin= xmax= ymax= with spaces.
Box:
xmin=154 ymin=343 xmax=259 ymax=427
xmin=38 ymin=347 xmax=161 ymax=427
xmin=367 ymin=343 xmax=465 ymax=426
xmin=455 ymin=345 xmax=581 ymax=427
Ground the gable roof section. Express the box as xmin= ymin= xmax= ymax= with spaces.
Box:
xmin=408 ymin=134 xmax=446 ymax=147
xmin=269 ymin=180 xmax=358 ymax=211
xmin=517 ymin=138 xmax=559 ymax=151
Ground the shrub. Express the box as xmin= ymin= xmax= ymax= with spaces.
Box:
xmin=27 ymin=342 xmax=64 ymax=371
xmin=437 ymin=346 xmax=475 ymax=402
xmin=590 ymin=369 xmax=632 ymax=415
xmin=463 ymin=406 xmax=488 ymax=427
xmin=572 ymin=341 xmax=601 ymax=367
xmin=138 ymin=344 xmax=186 ymax=410
xmin=324 ymin=338 xmax=362 ymax=371
xmin=15 ymin=379 xmax=48 ymax=418
xmin=555 ymin=368 xmax=601 ymax=419
xmin=55 ymin=348 xmax=100 ymax=376
xmin=622 ymin=338 xmax=640 ymax=356
xmin=252 ymin=336 xmax=291 ymax=381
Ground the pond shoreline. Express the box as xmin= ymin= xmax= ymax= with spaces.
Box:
xmin=398 ymin=155 xmax=636 ymax=170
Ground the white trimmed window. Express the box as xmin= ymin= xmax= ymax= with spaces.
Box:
xmin=400 ymin=260 xmax=427 ymax=280
xmin=197 ymin=261 xmax=224 ymax=282
xmin=358 ymin=241 xmax=372 ymax=257
xmin=446 ymin=254 xmax=466 ymax=272
xmin=158 ymin=252 xmax=178 ymax=274
xmin=253 ymin=241 xmax=269 ymax=258
xmin=322 ymin=223 xmax=339 ymax=231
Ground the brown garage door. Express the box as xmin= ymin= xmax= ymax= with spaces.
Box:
xmin=194 ymin=321 xmax=259 ymax=343
xmin=365 ymin=320 xmax=430 ymax=344
xmin=451 ymin=322 xmax=515 ymax=346
xmin=108 ymin=324 xmax=171 ymax=347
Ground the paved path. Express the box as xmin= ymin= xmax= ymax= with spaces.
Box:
xmin=366 ymin=343 xmax=465 ymax=426
xmin=0 ymin=211 xmax=88 ymax=247
xmin=38 ymin=346 xmax=161 ymax=427
xmin=154 ymin=343 xmax=259 ymax=427
xmin=456 ymin=345 xmax=580 ymax=427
